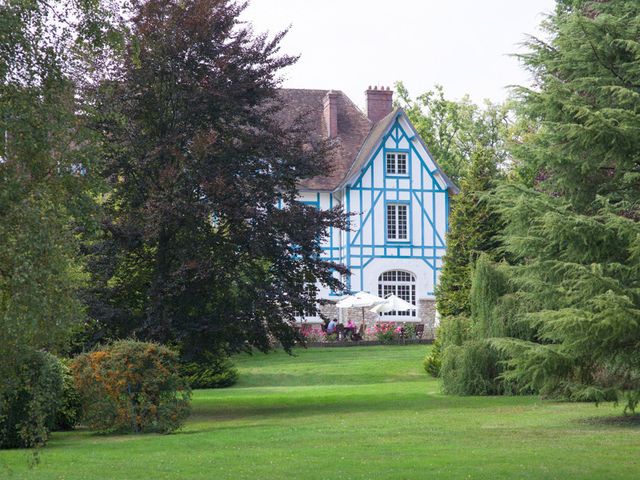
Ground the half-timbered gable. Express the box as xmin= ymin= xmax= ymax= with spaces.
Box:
xmin=285 ymin=87 xmax=457 ymax=330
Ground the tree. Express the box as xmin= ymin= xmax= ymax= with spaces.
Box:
xmin=491 ymin=0 xmax=640 ymax=412
xmin=436 ymin=146 xmax=503 ymax=318
xmin=395 ymin=82 xmax=510 ymax=183
xmin=0 ymin=0 xmax=122 ymax=448
xmin=86 ymin=0 xmax=347 ymax=358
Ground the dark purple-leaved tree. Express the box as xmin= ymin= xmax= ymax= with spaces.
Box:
xmin=86 ymin=0 xmax=347 ymax=357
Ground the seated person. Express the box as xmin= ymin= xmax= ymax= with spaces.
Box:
xmin=321 ymin=318 xmax=330 ymax=333
xmin=344 ymin=319 xmax=356 ymax=337
xmin=327 ymin=318 xmax=337 ymax=334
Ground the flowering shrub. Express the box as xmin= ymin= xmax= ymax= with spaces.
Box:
xmin=299 ymin=325 xmax=325 ymax=343
xmin=72 ymin=340 xmax=191 ymax=434
xmin=372 ymin=322 xmax=398 ymax=344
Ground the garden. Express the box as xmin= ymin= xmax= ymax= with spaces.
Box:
xmin=2 ymin=345 xmax=639 ymax=479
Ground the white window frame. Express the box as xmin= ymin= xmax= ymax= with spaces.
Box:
xmin=386 ymin=203 xmax=409 ymax=242
xmin=385 ymin=151 xmax=408 ymax=176
xmin=377 ymin=270 xmax=417 ymax=319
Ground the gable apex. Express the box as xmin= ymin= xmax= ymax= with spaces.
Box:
xmin=337 ymin=109 xmax=459 ymax=194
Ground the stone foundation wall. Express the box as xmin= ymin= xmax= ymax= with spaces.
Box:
xmin=317 ymin=298 xmax=437 ymax=339
xmin=418 ymin=299 xmax=437 ymax=339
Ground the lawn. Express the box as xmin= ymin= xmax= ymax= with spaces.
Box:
xmin=2 ymin=345 xmax=639 ymax=479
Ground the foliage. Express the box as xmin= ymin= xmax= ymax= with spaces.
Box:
xmin=469 ymin=254 xmax=508 ymax=338
xmin=72 ymin=340 xmax=191 ymax=434
xmin=512 ymin=0 xmax=640 ymax=210
xmin=438 ymin=255 xmax=512 ymax=394
xmin=181 ymin=352 xmax=239 ymax=389
xmin=0 ymin=351 xmax=65 ymax=449
xmin=85 ymin=0 xmax=348 ymax=356
xmin=372 ymin=322 xmax=398 ymax=344
xmin=423 ymin=333 xmax=442 ymax=377
xmin=491 ymin=186 xmax=640 ymax=408
xmin=51 ymin=359 xmax=82 ymax=432
xmin=402 ymin=323 xmax=416 ymax=340
xmin=0 ymin=0 xmax=123 ymax=449
xmin=395 ymin=82 xmax=510 ymax=183
xmin=489 ymin=0 xmax=640 ymax=412
xmin=298 ymin=325 xmax=325 ymax=343
xmin=425 ymin=314 xmax=471 ymax=377
xmin=436 ymin=147 xmax=503 ymax=318
xmin=440 ymin=340 xmax=510 ymax=396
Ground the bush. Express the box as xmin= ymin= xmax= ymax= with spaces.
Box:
xmin=181 ymin=352 xmax=238 ymax=389
xmin=0 ymin=350 xmax=65 ymax=449
xmin=440 ymin=340 xmax=509 ymax=395
xmin=402 ymin=323 xmax=416 ymax=339
xmin=423 ymin=335 xmax=442 ymax=377
xmin=51 ymin=359 xmax=82 ymax=431
xmin=298 ymin=325 xmax=325 ymax=343
xmin=423 ymin=316 xmax=471 ymax=378
xmin=72 ymin=340 xmax=191 ymax=434
xmin=372 ymin=322 xmax=397 ymax=344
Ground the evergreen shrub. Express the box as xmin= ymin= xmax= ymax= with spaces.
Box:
xmin=423 ymin=316 xmax=471 ymax=378
xmin=72 ymin=340 xmax=191 ymax=434
xmin=440 ymin=340 xmax=508 ymax=395
xmin=181 ymin=352 xmax=238 ymax=389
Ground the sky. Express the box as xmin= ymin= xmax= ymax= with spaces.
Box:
xmin=242 ymin=0 xmax=556 ymax=109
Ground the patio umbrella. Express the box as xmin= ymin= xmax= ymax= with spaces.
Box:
xmin=336 ymin=291 xmax=386 ymax=327
xmin=370 ymin=294 xmax=417 ymax=314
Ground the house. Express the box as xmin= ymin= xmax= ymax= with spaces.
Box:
xmin=280 ymin=86 xmax=457 ymax=332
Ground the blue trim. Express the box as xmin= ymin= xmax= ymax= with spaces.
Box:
xmin=383 ymin=148 xmax=411 ymax=178
xmin=301 ymin=116 xmax=452 ymax=299
xmin=345 ymin=185 xmax=352 ymax=291
xmin=350 ymin=191 xmax=383 ymax=245
xmin=411 ymin=191 xmax=446 ymax=246
xmin=383 ymin=199 xmax=412 ymax=245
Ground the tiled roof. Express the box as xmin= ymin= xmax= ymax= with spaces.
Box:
xmin=277 ymin=89 xmax=372 ymax=190
xmin=277 ymin=88 xmax=458 ymax=193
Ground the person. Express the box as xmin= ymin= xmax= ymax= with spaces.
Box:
xmin=345 ymin=319 xmax=356 ymax=338
xmin=321 ymin=317 xmax=330 ymax=333
xmin=327 ymin=318 xmax=337 ymax=334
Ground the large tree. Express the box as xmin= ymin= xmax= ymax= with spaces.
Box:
xmin=492 ymin=0 xmax=640 ymax=412
xmin=86 ymin=0 xmax=347 ymax=357
xmin=395 ymin=82 xmax=510 ymax=183
xmin=0 ymin=0 xmax=121 ymax=447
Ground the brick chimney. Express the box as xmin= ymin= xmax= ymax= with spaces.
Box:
xmin=366 ymin=86 xmax=393 ymax=123
xmin=323 ymin=90 xmax=339 ymax=138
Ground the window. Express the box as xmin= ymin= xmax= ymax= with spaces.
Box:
xmin=386 ymin=152 xmax=408 ymax=175
xmin=377 ymin=270 xmax=417 ymax=317
xmin=297 ymin=283 xmax=318 ymax=318
xmin=386 ymin=203 xmax=409 ymax=241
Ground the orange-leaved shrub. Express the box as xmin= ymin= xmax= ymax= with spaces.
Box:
xmin=72 ymin=340 xmax=191 ymax=433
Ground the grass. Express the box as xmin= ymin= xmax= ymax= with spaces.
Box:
xmin=2 ymin=345 xmax=640 ymax=479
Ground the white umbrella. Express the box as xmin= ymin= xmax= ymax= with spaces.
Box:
xmin=370 ymin=294 xmax=417 ymax=314
xmin=336 ymin=291 xmax=386 ymax=327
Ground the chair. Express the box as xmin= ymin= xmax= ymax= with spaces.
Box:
xmin=351 ymin=323 xmax=365 ymax=342
xmin=415 ymin=324 xmax=424 ymax=339
xmin=336 ymin=323 xmax=345 ymax=341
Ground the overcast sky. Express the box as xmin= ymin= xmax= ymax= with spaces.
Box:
xmin=242 ymin=0 xmax=556 ymax=109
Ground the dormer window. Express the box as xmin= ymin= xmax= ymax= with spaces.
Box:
xmin=386 ymin=152 xmax=408 ymax=176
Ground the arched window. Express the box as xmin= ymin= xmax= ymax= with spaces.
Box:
xmin=377 ymin=270 xmax=417 ymax=318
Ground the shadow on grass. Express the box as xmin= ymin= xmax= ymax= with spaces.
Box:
xmin=234 ymin=373 xmax=425 ymax=388
xmin=578 ymin=414 xmax=640 ymax=428
xmin=189 ymin=389 xmax=536 ymax=428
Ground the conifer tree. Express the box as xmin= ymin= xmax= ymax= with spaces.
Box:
xmin=492 ymin=0 xmax=640 ymax=412
xmin=436 ymin=147 xmax=503 ymax=318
